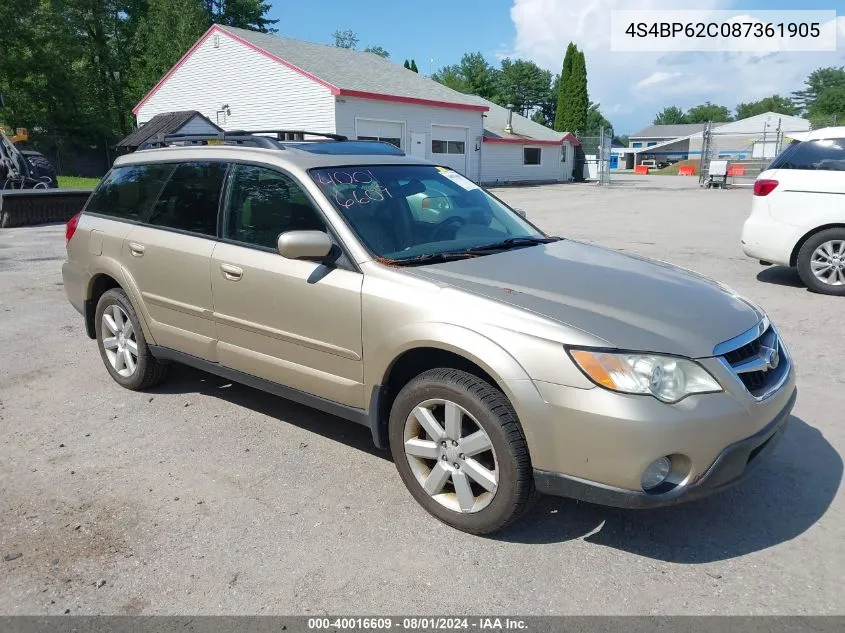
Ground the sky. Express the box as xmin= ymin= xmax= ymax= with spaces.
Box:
xmin=266 ymin=1 xmax=845 ymax=134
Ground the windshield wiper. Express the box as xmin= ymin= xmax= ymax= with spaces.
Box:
xmin=378 ymin=252 xmax=480 ymax=267
xmin=465 ymin=235 xmax=562 ymax=252
xmin=379 ymin=236 xmax=562 ymax=267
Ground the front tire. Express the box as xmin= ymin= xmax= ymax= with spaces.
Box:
xmin=388 ymin=368 xmax=534 ymax=534
xmin=94 ymin=288 xmax=168 ymax=390
xmin=797 ymin=228 xmax=845 ymax=296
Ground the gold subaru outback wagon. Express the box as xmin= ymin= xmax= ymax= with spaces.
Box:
xmin=62 ymin=131 xmax=796 ymax=534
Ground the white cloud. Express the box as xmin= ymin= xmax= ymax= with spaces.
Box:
xmin=635 ymin=72 xmax=681 ymax=88
xmin=508 ymin=0 xmax=845 ymax=132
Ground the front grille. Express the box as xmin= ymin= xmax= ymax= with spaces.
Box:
xmin=720 ymin=325 xmax=788 ymax=399
xmin=723 ymin=338 xmax=762 ymax=366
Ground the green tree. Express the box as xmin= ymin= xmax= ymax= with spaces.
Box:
xmin=653 ymin=106 xmax=686 ymax=125
xmin=792 ymin=66 xmax=845 ymax=113
xmin=584 ymin=101 xmax=612 ymax=135
xmin=332 ymin=29 xmax=358 ymax=49
xmin=131 ymin=0 xmax=210 ymax=107
xmin=409 ymin=60 xmax=418 ymax=73
xmin=569 ymin=49 xmax=589 ymax=133
xmin=432 ymin=65 xmax=465 ymax=90
xmin=735 ymin=95 xmax=797 ymax=119
xmin=495 ymin=58 xmax=552 ymax=116
xmin=203 ymin=0 xmax=277 ymax=32
xmin=0 ymin=0 xmax=88 ymax=135
xmin=62 ymin=0 xmax=151 ymax=137
xmin=403 ymin=59 xmax=410 ymax=69
xmin=432 ymin=53 xmax=497 ymax=98
xmin=364 ymin=46 xmax=389 ymax=58
xmin=553 ymin=42 xmax=577 ymax=132
xmin=685 ymin=102 xmax=732 ymax=123
xmin=809 ymin=86 xmax=845 ymax=127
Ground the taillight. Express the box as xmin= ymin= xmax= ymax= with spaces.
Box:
xmin=66 ymin=212 xmax=81 ymax=242
xmin=753 ymin=179 xmax=778 ymax=196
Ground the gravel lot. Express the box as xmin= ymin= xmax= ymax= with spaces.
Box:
xmin=1 ymin=176 xmax=842 ymax=615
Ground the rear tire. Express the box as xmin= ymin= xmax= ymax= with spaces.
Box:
xmin=388 ymin=368 xmax=535 ymax=534
xmin=94 ymin=288 xmax=168 ymax=390
xmin=797 ymin=228 xmax=845 ymax=296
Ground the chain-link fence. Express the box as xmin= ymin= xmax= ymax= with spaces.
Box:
xmin=575 ymin=127 xmax=612 ymax=185
xmin=698 ymin=118 xmax=813 ymax=187
xmin=15 ymin=132 xmax=118 ymax=178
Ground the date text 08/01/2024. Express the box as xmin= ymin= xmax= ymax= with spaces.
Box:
xmin=307 ymin=617 xmax=528 ymax=630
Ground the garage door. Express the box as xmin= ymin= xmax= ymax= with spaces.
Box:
xmin=356 ymin=119 xmax=404 ymax=149
xmin=431 ymin=125 xmax=468 ymax=175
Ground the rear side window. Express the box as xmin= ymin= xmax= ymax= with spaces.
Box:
xmin=769 ymin=138 xmax=845 ymax=171
xmin=85 ymin=164 xmax=172 ymax=221
xmin=147 ymin=162 xmax=228 ymax=236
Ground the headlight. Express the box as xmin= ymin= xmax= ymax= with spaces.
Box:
xmin=568 ymin=349 xmax=722 ymax=403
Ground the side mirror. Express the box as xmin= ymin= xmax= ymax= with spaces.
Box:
xmin=513 ymin=208 xmax=527 ymax=218
xmin=277 ymin=231 xmax=333 ymax=261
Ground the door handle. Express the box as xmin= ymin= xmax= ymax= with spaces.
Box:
xmin=128 ymin=242 xmax=145 ymax=257
xmin=220 ymin=263 xmax=243 ymax=281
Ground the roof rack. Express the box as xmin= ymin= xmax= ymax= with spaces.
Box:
xmin=230 ymin=130 xmax=349 ymax=142
xmin=139 ymin=132 xmax=281 ymax=150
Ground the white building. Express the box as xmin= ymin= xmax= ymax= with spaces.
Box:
xmin=613 ymin=113 xmax=811 ymax=168
xmin=133 ymin=25 xmax=578 ymax=184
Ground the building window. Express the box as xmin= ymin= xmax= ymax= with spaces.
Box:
xmin=647 ymin=141 xmax=657 ymax=147
xmin=631 ymin=142 xmax=643 ymax=148
xmin=524 ymin=147 xmax=541 ymax=165
xmin=357 ymin=135 xmax=401 ymax=148
xmin=561 ymin=144 xmax=568 ymax=162
xmin=432 ymin=140 xmax=465 ymax=154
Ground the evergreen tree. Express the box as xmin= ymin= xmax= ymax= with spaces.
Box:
xmin=570 ymin=49 xmax=588 ymax=134
xmin=403 ymin=60 xmax=410 ymax=70
xmin=554 ymin=42 xmax=577 ymax=132
xmin=203 ymin=0 xmax=277 ymax=32
xmin=410 ymin=59 xmax=419 ymax=73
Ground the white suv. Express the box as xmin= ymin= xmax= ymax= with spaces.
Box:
xmin=741 ymin=127 xmax=845 ymax=295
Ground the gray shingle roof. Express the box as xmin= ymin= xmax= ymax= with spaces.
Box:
xmin=460 ymin=95 xmax=569 ymax=142
xmin=117 ymin=111 xmax=220 ymax=149
xmin=219 ymin=26 xmax=486 ymax=109
xmin=629 ymin=122 xmax=727 ymax=139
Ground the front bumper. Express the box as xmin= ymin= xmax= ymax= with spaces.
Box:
xmin=534 ymin=387 xmax=796 ymax=508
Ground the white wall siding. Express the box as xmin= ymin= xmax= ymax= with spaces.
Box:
xmin=479 ymin=142 xmax=574 ymax=184
xmin=335 ymin=97 xmax=483 ymax=178
xmin=176 ymin=115 xmax=222 ymax=135
xmin=136 ymin=31 xmax=335 ymax=132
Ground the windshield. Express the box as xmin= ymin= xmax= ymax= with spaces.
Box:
xmin=309 ymin=165 xmax=545 ymax=261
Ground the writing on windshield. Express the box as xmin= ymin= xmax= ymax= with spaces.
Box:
xmin=314 ymin=169 xmax=393 ymax=210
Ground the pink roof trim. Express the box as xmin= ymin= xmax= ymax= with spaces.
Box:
xmin=133 ymin=25 xmax=488 ymax=115
xmin=483 ymin=132 xmax=580 ymax=146
xmin=337 ymin=89 xmax=488 ymax=112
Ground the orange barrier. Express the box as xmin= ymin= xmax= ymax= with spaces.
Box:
xmin=727 ymin=165 xmax=745 ymax=176
xmin=634 ymin=165 xmax=649 ymax=175
xmin=678 ymin=165 xmax=696 ymax=176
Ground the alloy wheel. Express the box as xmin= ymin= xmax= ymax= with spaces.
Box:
xmin=810 ymin=240 xmax=845 ymax=286
xmin=403 ymin=398 xmax=499 ymax=513
xmin=101 ymin=304 xmax=138 ymax=377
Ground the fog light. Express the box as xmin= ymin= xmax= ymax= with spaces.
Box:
xmin=641 ymin=456 xmax=672 ymax=491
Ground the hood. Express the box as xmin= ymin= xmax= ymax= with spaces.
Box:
xmin=402 ymin=240 xmax=762 ymax=358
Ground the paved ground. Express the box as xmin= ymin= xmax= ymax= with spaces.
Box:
xmin=1 ymin=177 xmax=842 ymax=615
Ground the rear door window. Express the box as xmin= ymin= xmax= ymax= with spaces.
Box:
xmin=147 ymin=162 xmax=229 ymax=236
xmin=769 ymin=138 xmax=845 ymax=171
xmin=85 ymin=164 xmax=173 ymax=221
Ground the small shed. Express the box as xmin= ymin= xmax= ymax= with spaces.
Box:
xmin=116 ymin=111 xmax=222 ymax=153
